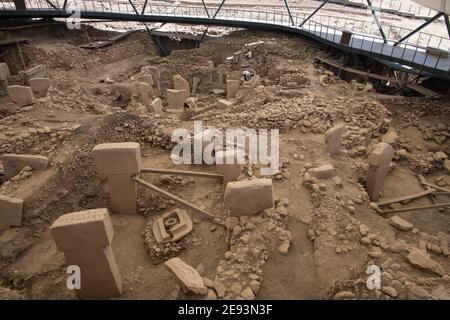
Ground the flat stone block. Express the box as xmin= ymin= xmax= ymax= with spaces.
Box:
xmin=1 ymin=154 xmax=49 ymax=179
xmin=166 ymin=89 xmax=188 ymax=108
xmin=92 ymin=142 xmax=141 ymax=175
xmin=6 ymin=85 xmax=35 ymax=107
xmin=50 ymin=208 xmax=114 ymax=252
xmin=223 ymin=179 xmax=274 ymax=216
xmin=164 ymin=257 xmax=207 ymax=294
xmin=309 ymin=164 xmax=336 ymax=180
xmin=28 ymin=77 xmax=51 ymax=97
xmin=0 ymin=194 xmax=23 ymax=231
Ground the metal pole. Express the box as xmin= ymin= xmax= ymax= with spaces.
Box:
xmin=133 ymin=177 xmax=223 ymax=224
xmin=200 ymin=0 xmax=227 ymax=41
xmin=283 ymin=0 xmax=294 ymax=26
xmin=140 ymin=168 xmax=224 ymax=179
xmin=212 ymin=0 xmax=227 ymax=19
xmin=444 ymin=14 xmax=450 ymax=38
xmin=299 ymin=0 xmax=329 ymax=28
xmin=141 ymin=0 xmax=148 ymax=15
xmin=45 ymin=0 xmax=58 ymax=9
xmin=201 ymin=0 xmax=210 ymax=18
xmin=394 ymin=12 xmax=443 ymax=46
xmin=366 ymin=0 xmax=387 ymax=43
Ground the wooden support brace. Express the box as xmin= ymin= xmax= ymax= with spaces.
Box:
xmin=133 ymin=177 xmax=223 ymax=225
xmin=140 ymin=168 xmax=224 ymax=179
xmin=376 ymin=189 xmax=436 ymax=207
xmin=378 ymin=203 xmax=450 ymax=214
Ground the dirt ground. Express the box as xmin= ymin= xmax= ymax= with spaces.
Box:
xmin=0 ymin=17 xmax=449 ymax=300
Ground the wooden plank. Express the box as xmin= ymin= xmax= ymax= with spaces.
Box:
xmin=133 ymin=177 xmax=223 ymax=225
xmin=406 ymin=84 xmax=440 ymax=97
xmin=316 ymin=56 xmax=401 ymax=83
xmin=0 ymin=38 xmax=31 ymax=46
xmin=421 ymin=181 xmax=450 ymax=193
xmin=140 ymin=168 xmax=224 ymax=179
xmin=377 ymin=189 xmax=436 ymax=207
xmin=379 ymin=202 xmax=450 ymax=214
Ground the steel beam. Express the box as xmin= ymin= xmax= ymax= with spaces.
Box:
xmin=366 ymin=0 xmax=387 ymax=43
xmin=394 ymin=12 xmax=443 ymax=46
xmin=299 ymin=0 xmax=329 ymax=28
xmin=141 ymin=0 xmax=149 ymax=15
xmin=45 ymin=0 xmax=58 ymax=10
xmin=212 ymin=0 xmax=226 ymax=19
xmin=201 ymin=0 xmax=210 ymax=18
xmin=283 ymin=0 xmax=295 ymax=26
xmin=62 ymin=0 xmax=68 ymax=10
xmin=444 ymin=14 xmax=450 ymax=39
xmin=13 ymin=0 xmax=26 ymax=10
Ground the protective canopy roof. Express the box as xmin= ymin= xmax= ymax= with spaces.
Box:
xmin=410 ymin=0 xmax=450 ymax=15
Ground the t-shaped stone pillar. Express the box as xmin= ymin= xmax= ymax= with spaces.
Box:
xmin=50 ymin=208 xmax=122 ymax=299
xmin=93 ymin=142 xmax=141 ymax=215
xmin=366 ymin=142 xmax=394 ymax=201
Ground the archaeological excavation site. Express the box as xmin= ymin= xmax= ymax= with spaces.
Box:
xmin=0 ymin=0 xmax=450 ymax=303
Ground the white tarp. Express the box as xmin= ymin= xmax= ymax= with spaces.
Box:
xmin=410 ymin=0 xmax=450 ymax=15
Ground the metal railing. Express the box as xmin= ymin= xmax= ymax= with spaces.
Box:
xmin=1 ymin=1 xmax=449 ymax=77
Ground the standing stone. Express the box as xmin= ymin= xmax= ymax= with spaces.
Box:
xmin=233 ymin=51 xmax=242 ymax=64
xmin=215 ymin=149 xmax=241 ymax=187
xmin=223 ymin=179 xmax=274 ymax=216
xmin=145 ymin=66 xmax=161 ymax=97
xmin=173 ymin=75 xmax=190 ymax=95
xmin=50 ymin=208 xmax=122 ymax=299
xmin=226 ymin=80 xmax=239 ymax=100
xmin=166 ymin=89 xmax=188 ymax=108
xmin=150 ymin=98 xmax=163 ymax=114
xmin=0 ymin=63 xmax=11 ymax=88
xmin=6 ymin=85 xmax=35 ymax=107
xmin=207 ymin=61 xmax=214 ymax=83
xmin=135 ymin=74 xmax=154 ymax=91
xmin=324 ymin=124 xmax=345 ymax=155
xmin=217 ymin=65 xmax=225 ymax=85
xmin=0 ymin=194 xmax=23 ymax=231
xmin=136 ymin=82 xmax=152 ymax=107
xmin=1 ymin=154 xmax=49 ymax=179
xmin=28 ymin=77 xmax=51 ymax=97
xmin=92 ymin=143 xmax=141 ymax=215
xmin=192 ymin=77 xmax=200 ymax=95
xmin=366 ymin=143 xmax=394 ymax=201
